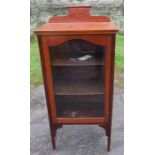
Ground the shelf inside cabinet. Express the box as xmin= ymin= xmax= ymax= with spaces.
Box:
xmin=55 ymin=95 xmax=104 ymax=118
xmin=54 ymin=79 xmax=104 ymax=95
xmin=57 ymin=109 xmax=103 ymax=118
xmin=52 ymin=57 xmax=104 ymax=66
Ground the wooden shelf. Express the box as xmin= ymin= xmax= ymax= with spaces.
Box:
xmin=55 ymin=96 xmax=104 ymax=118
xmin=54 ymin=80 xmax=104 ymax=95
xmin=57 ymin=110 xmax=103 ymax=118
xmin=52 ymin=58 xmax=104 ymax=66
xmin=55 ymin=93 xmax=105 ymax=119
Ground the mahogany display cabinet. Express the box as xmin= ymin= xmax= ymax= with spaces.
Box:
xmin=34 ymin=6 xmax=118 ymax=151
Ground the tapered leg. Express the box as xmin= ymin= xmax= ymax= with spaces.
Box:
xmin=107 ymin=125 xmax=112 ymax=151
xmin=50 ymin=124 xmax=57 ymax=150
xmin=99 ymin=124 xmax=111 ymax=151
xmin=50 ymin=124 xmax=63 ymax=150
xmin=107 ymin=135 xmax=111 ymax=151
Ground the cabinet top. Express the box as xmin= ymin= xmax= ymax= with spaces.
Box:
xmin=34 ymin=6 xmax=118 ymax=35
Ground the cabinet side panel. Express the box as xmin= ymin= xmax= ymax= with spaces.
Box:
xmin=104 ymin=36 xmax=114 ymax=122
xmin=38 ymin=36 xmax=57 ymax=122
xmin=109 ymin=34 xmax=116 ymax=126
xmin=106 ymin=34 xmax=116 ymax=151
xmin=37 ymin=36 xmax=52 ymax=122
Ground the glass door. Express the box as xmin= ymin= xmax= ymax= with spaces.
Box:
xmin=49 ymin=39 xmax=105 ymax=118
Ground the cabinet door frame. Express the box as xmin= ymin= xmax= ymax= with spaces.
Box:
xmin=38 ymin=34 xmax=114 ymax=124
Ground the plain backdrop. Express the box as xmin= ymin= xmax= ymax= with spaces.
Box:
xmin=0 ymin=0 xmax=155 ymax=155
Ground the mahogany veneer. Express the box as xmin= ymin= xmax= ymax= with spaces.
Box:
xmin=34 ymin=6 xmax=118 ymax=152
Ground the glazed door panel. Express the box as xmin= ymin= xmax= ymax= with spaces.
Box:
xmin=49 ymin=39 xmax=106 ymax=119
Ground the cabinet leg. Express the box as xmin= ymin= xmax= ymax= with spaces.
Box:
xmin=107 ymin=125 xmax=111 ymax=152
xmin=99 ymin=124 xmax=111 ymax=151
xmin=50 ymin=124 xmax=57 ymax=150
xmin=50 ymin=124 xmax=62 ymax=150
xmin=107 ymin=134 xmax=111 ymax=151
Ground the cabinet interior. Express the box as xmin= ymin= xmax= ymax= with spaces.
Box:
xmin=49 ymin=39 xmax=105 ymax=118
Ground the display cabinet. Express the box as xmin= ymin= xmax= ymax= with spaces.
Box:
xmin=34 ymin=6 xmax=118 ymax=151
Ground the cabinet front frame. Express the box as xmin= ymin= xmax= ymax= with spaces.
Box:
xmin=38 ymin=34 xmax=113 ymax=124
